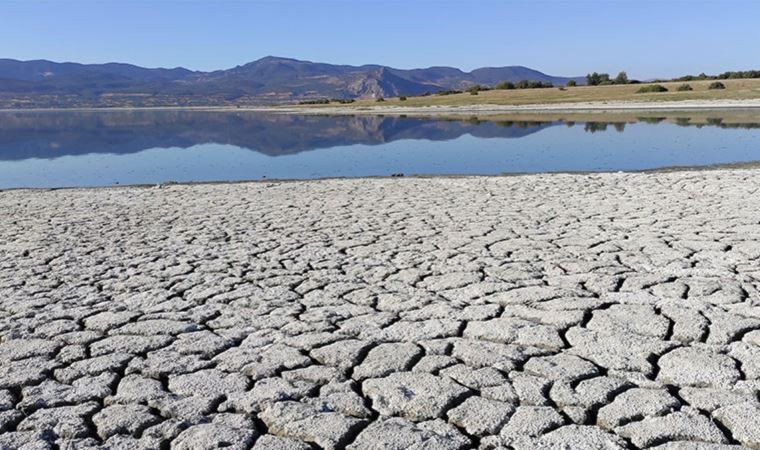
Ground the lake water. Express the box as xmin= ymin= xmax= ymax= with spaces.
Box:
xmin=1 ymin=110 xmax=760 ymax=188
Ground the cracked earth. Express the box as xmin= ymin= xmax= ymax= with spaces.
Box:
xmin=2 ymin=170 xmax=760 ymax=449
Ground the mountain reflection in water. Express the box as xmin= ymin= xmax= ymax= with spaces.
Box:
xmin=2 ymin=110 xmax=760 ymax=188
xmin=0 ymin=111 xmax=565 ymax=160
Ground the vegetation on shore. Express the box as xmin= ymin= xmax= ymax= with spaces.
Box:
xmin=298 ymin=98 xmax=356 ymax=105
xmin=636 ymin=85 xmax=668 ymax=93
xmin=294 ymin=77 xmax=760 ymax=108
xmin=290 ymin=68 xmax=760 ymax=108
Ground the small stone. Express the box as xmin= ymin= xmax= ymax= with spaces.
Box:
xmin=54 ymin=353 xmax=131 ymax=383
xmin=172 ymin=423 xmax=257 ymax=450
xmin=310 ymin=339 xmax=372 ymax=370
xmin=439 ymin=364 xmax=507 ymax=389
xmin=105 ymin=374 xmax=167 ymax=405
xmin=499 ymin=406 xmax=565 ymax=442
xmin=347 ymin=417 xmax=470 ymax=450
xmin=616 ymin=411 xmax=729 ymax=448
xmin=511 ymin=373 xmax=551 ymax=406
xmin=0 ymin=409 xmax=24 ymax=433
xmin=0 ymin=339 xmax=61 ymax=361
xmin=447 ymin=396 xmax=515 ymax=435
xmin=412 ymin=355 xmax=458 ymax=373
xmin=534 ymin=424 xmax=628 ymax=449
xmin=352 ymin=342 xmax=422 ymax=381
xmin=713 ymin=401 xmax=760 ymax=449
xmin=113 ymin=319 xmax=197 ymax=336
xmin=92 ymin=404 xmax=161 ymax=439
xmin=252 ymin=435 xmax=312 ymax=450
xmin=17 ymin=402 xmax=99 ymax=440
xmin=168 ymin=369 xmax=249 ymax=397
xmin=89 ymin=334 xmax=172 ymax=356
xmin=657 ymin=348 xmax=740 ymax=388
xmin=260 ymin=400 xmax=365 ymax=449
xmin=221 ymin=377 xmax=314 ymax=414
xmin=597 ymin=388 xmax=680 ymax=429
xmin=523 ymin=354 xmax=600 ymax=383
xmin=363 ymin=372 xmax=470 ymax=421
xmin=678 ymin=387 xmax=752 ymax=413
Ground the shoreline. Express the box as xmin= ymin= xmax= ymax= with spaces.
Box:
xmin=3 ymin=98 xmax=760 ymax=115
xmin=3 ymin=160 xmax=760 ymax=193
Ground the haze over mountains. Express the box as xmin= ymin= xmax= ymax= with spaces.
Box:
xmin=0 ymin=56 xmax=584 ymax=108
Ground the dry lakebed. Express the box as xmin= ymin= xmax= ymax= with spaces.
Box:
xmin=2 ymin=169 xmax=760 ymax=449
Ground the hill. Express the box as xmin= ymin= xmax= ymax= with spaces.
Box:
xmin=0 ymin=56 xmax=584 ymax=108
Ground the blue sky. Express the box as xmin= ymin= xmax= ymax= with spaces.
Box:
xmin=1 ymin=0 xmax=758 ymax=79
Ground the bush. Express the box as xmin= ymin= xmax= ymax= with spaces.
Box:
xmin=708 ymin=81 xmax=726 ymax=90
xmin=298 ymin=98 xmax=330 ymax=105
xmin=614 ymin=71 xmax=629 ymax=84
xmin=436 ymin=89 xmax=463 ymax=96
xmin=636 ymin=84 xmax=669 ymax=93
xmin=515 ymin=80 xmax=553 ymax=89
xmin=470 ymin=90 xmax=478 ymax=95
xmin=399 ymin=96 xmax=407 ymax=101
xmin=586 ymin=72 xmax=611 ymax=86
xmin=676 ymin=84 xmax=693 ymax=91
xmin=376 ymin=97 xmax=385 ymax=102
xmin=566 ymin=80 xmax=577 ymax=87
xmin=495 ymin=81 xmax=515 ymax=90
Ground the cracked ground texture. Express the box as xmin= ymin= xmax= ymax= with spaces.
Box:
xmin=2 ymin=170 xmax=760 ymax=450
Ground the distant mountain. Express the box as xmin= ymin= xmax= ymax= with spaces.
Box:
xmin=0 ymin=56 xmax=585 ymax=108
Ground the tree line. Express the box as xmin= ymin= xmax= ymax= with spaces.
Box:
xmin=586 ymin=71 xmax=633 ymax=86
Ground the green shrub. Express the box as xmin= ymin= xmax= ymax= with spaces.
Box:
xmin=436 ymin=89 xmax=463 ymax=96
xmin=495 ymin=81 xmax=516 ymax=90
xmin=298 ymin=98 xmax=330 ymax=105
xmin=399 ymin=96 xmax=407 ymax=101
xmin=376 ymin=97 xmax=385 ymax=102
xmin=586 ymin=72 xmax=611 ymax=86
xmin=566 ymin=80 xmax=577 ymax=87
xmin=636 ymin=84 xmax=669 ymax=93
xmin=515 ymin=80 xmax=553 ymax=89
xmin=676 ymin=84 xmax=693 ymax=91
xmin=614 ymin=71 xmax=629 ymax=84
xmin=708 ymin=81 xmax=726 ymax=90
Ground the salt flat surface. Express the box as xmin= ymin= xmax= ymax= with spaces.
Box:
xmin=2 ymin=170 xmax=760 ymax=449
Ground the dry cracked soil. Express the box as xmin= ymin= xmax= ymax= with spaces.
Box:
xmin=2 ymin=170 xmax=760 ymax=449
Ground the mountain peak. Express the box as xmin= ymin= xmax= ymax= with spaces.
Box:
xmin=0 ymin=56 xmax=584 ymax=107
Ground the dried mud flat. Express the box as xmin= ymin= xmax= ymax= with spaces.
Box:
xmin=2 ymin=170 xmax=760 ymax=450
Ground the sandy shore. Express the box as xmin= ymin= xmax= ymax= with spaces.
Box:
xmin=277 ymin=99 xmax=760 ymax=116
xmin=2 ymin=170 xmax=760 ymax=449
xmin=4 ymin=98 xmax=760 ymax=116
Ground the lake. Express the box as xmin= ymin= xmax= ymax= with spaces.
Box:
xmin=1 ymin=109 xmax=760 ymax=188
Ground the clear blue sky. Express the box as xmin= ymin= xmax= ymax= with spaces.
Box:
xmin=1 ymin=0 xmax=759 ymax=79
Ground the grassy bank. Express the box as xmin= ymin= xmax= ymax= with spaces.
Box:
xmin=299 ymin=78 xmax=760 ymax=108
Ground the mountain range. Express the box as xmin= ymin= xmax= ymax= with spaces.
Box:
xmin=0 ymin=56 xmax=584 ymax=108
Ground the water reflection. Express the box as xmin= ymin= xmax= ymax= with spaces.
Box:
xmin=3 ymin=110 xmax=759 ymax=161
xmin=0 ymin=111 xmax=559 ymax=160
xmin=1 ymin=110 xmax=760 ymax=188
